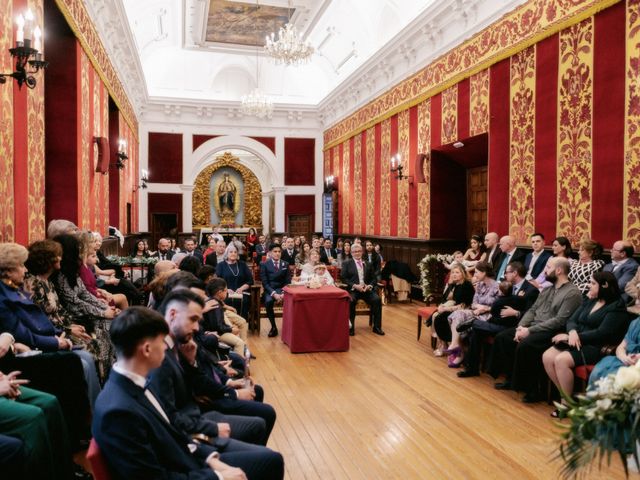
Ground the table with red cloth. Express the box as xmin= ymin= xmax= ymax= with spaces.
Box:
xmin=281 ymin=285 xmax=351 ymax=353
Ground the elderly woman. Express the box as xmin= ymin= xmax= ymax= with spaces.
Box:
xmin=0 ymin=242 xmax=101 ymax=407
xmin=436 ymin=262 xmax=498 ymax=367
xmin=53 ymin=234 xmax=116 ymax=379
xmin=543 ymin=271 xmax=628 ymax=416
xmin=428 ymin=263 xmax=475 ymax=357
xmin=300 ymin=249 xmax=322 ymax=276
xmin=215 ymin=244 xmax=253 ymax=319
xmin=569 ymin=239 xmax=605 ymax=296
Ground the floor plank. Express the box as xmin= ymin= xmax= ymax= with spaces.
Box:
xmin=249 ymin=302 xmax=628 ymax=479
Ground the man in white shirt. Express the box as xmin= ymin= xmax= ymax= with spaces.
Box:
xmin=92 ymin=306 xmax=280 ymax=480
xmin=524 ymin=233 xmax=552 ymax=281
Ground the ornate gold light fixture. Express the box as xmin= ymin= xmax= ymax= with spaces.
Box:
xmin=264 ymin=1 xmax=314 ymax=66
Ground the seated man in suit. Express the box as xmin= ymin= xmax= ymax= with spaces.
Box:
xmin=524 ymin=233 xmax=552 ymax=282
xmin=280 ymin=238 xmax=297 ymax=267
xmin=205 ymin=240 xmax=227 ymax=268
xmin=260 ymin=244 xmax=291 ymax=338
xmin=494 ymin=235 xmax=527 ymax=281
xmin=605 ymin=240 xmax=639 ymax=301
xmin=183 ymin=237 xmax=204 ymax=264
xmin=457 ymin=261 xmax=539 ymax=378
xmin=341 ymin=244 xmax=384 ymax=336
xmin=254 ymin=235 xmax=268 ymax=260
xmin=93 ymin=306 xmax=284 ymax=480
xmin=488 ymin=258 xmax=581 ymax=402
xmin=152 ymin=237 xmax=175 ymax=262
xmin=150 ymin=289 xmax=275 ymax=449
xmin=483 ymin=232 xmax=501 ymax=268
xmin=319 ymin=239 xmax=336 ymax=265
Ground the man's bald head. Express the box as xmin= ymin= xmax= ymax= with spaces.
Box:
xmin=484 ymin=232 xmax=499 ymax=249
xmin=499 ymin=235 xmax=516 ymax=253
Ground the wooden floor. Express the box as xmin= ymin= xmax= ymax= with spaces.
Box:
xmin=249 ymin=301 xmax=627 ymax=480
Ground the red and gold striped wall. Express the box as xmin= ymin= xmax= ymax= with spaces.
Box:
xmin=324 ymin=0 xmax=640 ymax=248
xmin=0 ymin=0 xmax=139 ymax=243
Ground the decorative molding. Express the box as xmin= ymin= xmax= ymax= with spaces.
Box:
xmin=322 ymin=0 xmax=621 ymax=150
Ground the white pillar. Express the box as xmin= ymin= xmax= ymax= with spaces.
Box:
xmin=262 ymin=191 xmax=271 ymax=234
xmin=180 ymin=185 xmax=194 ymax=232
xmin=274 ymin=187 xmax=286 ymax=232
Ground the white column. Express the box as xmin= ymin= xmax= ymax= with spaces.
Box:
xmin=180 ymin=185 xmax=194 ymax=232
xmin=274 ymin=186 xmax=286 ymax=232
xmin=138 ymin=128 xmax=149 ymax=232
xmin=139 ymin=189 xmax=149 ymax=232
xmin=314 ymin=134 xmax=324 ymax=232
xmin=262 ymin=191 xmax=271 ymax=234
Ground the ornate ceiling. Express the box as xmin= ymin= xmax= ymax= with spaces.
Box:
xmin=85 ymin=0 xmax=528 ymax=127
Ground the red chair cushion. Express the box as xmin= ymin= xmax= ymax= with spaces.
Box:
xmin=87 ymin=438 xmax=112 ymax=480
xmin=417 ymin=306 xmax=438 ymax=318
xmin=575 ymin=365 xmax=595 ymax=382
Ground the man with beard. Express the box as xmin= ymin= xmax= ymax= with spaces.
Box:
xmin=149 ymin=289 xmax=270 ymax=448
xmin=489 ymin=257 xmax=582 ymax=402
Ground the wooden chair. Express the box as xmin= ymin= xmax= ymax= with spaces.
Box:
xmin=416 ymin=305 xmax=438 ymax=341
xmin=86 ymin=438 xmax=112 ymax=480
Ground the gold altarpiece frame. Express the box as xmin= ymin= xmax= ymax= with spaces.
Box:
xmin=192 ymin=152 xmax=262 ymax=228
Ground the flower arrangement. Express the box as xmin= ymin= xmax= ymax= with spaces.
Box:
xmin=417 ymin=253 xmax=452 ymax=298
xmin=106 ymin=255 xmax=158 ymax=266
xmin=557 ymin=363 xmax=640 ymax=478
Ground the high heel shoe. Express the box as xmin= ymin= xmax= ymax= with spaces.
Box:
xmin=443 ymin=346 xmax=461 ymax=356
xmin=448 ymin=353 xmax=464 ymax=368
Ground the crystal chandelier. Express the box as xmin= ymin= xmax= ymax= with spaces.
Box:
xmin=241 ymin=0 xmax=274 ymax=119
xmin=264 ymin=4 xmax=314 ymax=65
xmin=240 ymin=87 xmax=273 ymax=119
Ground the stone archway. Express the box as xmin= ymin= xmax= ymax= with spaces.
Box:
xmin=192 ymin=152 xmax=262 ymax=228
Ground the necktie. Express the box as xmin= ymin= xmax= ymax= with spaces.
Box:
xmin=512 ymin=285 xmax=518 ymax=295
xmin=497 ymin=254 xmax=510 ymax=280
xmin=274 ymin=261 xmax=279 ymax=271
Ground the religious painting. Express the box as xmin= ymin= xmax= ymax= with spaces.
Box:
xmin=206 ymin=0 xmax=292 ymax=46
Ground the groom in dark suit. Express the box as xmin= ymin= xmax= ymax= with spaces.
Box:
xmin=260 ymin=244 xmax=291 ymax=337
xmin=92 ymin=306 xmax=284 ymax=480
xmin=341 ymin=243 xmax=384 ymax=336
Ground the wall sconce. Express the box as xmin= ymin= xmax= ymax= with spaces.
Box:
xmin=0 ymin=10 xmax=48 ymax=89
xmin=134 ymin=169 xmax=149 ymax=191
xmin=114 ymin=139 xmax=128 ymax=170
xmin=390 ymin=154 xmax=413 ymax=183
xmin=324 ymin=175 xmax=337 ymax=192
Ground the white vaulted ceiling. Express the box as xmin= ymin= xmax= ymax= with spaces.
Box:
xmin=86 ymin=0 xmax=528 ymax=126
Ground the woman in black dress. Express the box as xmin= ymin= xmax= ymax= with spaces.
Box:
xmin=215 ymin=244 xmax=253 ymax=320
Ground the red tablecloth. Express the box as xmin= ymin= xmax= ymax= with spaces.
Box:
xmin=281 ymin=285 xmax=351 ymax=353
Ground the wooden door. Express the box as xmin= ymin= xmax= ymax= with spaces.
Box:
xmin=151 ymin=213 xmax=178 ymax=248
xmin=467 ymin=166 xmax=487 ymax=237
xmin=288 ymin=214 xmax=311 ymax=239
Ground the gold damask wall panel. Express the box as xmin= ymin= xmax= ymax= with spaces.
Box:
xmin=557 ymin=18 xmax=594 ymax=245
xmin=353 ymin=135 xmax=362 ymax=234
xmin=441 ymin=85 xmax=458 ymax=145
xmin=26 ymin=0 xmax=45 ymax=242
xmin=625 ymin=0 xmax=640 ymax=247
xmin=342 ymin=140 xmax=351 ymax=233
xmin=397 ymin=110 xmax=410 ymax=237
xmin=192 ymin=152 xmax=262 ymax=228
xmin=323 ymin=0 xmax=619 ymax=148
xmin=101 ymin=82 xmax=109 ymax=235
xmin=79 ymin=49 xmax=91 ymax=229
xmin=380 ymin=119 xmax=391 ymax=236
xmin=509 ymin=46 xmax=536 ymax=243
xmin=92 ymin=68 xmax=101 ymax=231
xmin=365 ymin=127 xmax=376 ymax=235
xmin=0 ymin=0 xmax=14 ymax=241
xmin=417 ymin=100 xmax=431 ymax=239
xmin=470 ymin=69 xmax=490 ymax=136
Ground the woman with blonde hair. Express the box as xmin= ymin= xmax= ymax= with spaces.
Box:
xmin=569 ymin=239 xmax=605 ymax=296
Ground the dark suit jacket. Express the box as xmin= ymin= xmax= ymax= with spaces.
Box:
xmin=149 ymin=342 xmax=223 ymax=439
xmin=494 ymin=248 xmax=527 ymax=278
xmin=255 ymin=244 xmax=267 ymax=259
xmin=92 ymin=371 xmax=218 ymax=480
xmin=364 ymin=252 xmax=381 ymax=276
xmin=341 ymin=258 xmax=377 ymax=290
xmin=489 ymin=280 xmax=539 ymax=326
xmin=604 ymin=258 xmax=639 ymax=295
xmin=319 ymin=248 xmax=337 ymax=265
xmin=485 ymin=247 xmax=501 ymax=268
xmin=281 ymin=249 xmax=298 ymax=266
xmin=152 ymin=250 xmax=175 ymax=262
xmin=524 ymin=250 xmax=553 ymax=279
xmin=184 ymin=250 xmax=204 ymax=263
xmin=260 ymin=260 xmax=291 ymax=296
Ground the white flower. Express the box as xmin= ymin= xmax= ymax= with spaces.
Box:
xmin=596 ymin=398 xmax=613 ymax=410
xmin=615 ymin=366 xmax=640 ymax=391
